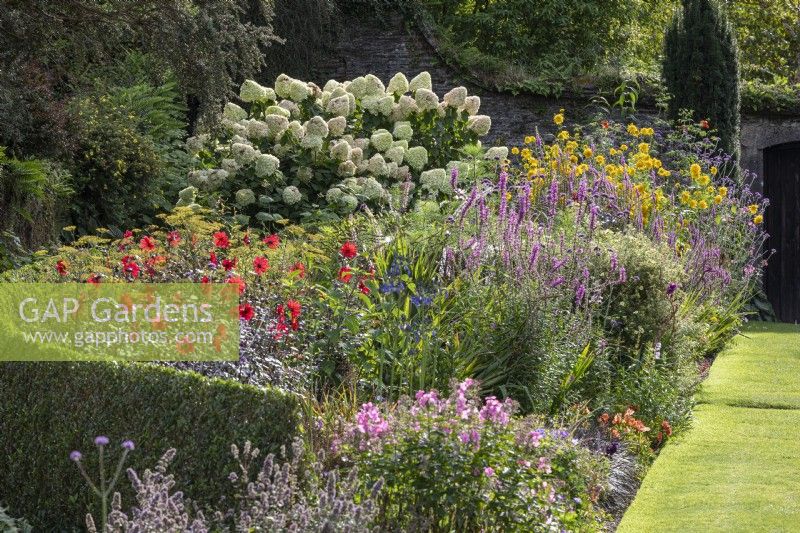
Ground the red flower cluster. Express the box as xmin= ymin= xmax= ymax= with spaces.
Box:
xmin=239 ymin=303 xmax=255 ymax=321
xmin=263 ymin=234 xmax=280 ymax=249
xmin=213 ymin=231 xmax=230 ymax=249
xmin=253 ymin=256 xmax=270 ymax=275
xmin=167 ymin=230 xmax=181 ymax=248
xmin=121 ymin=256 xmax=140 ymax=279
xmin=55 ymin=260 xmax=68 ymax=276
xmin=598 ymin=406 xmax=650 ymax=439
xmin=139 ymin=236 xmax=156 ymax=252
xmin=340 ymin=241 xmax=358 ymax=259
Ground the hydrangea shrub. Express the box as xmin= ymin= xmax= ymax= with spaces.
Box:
xmin=183 ymin=72 xmax=491 ymax=225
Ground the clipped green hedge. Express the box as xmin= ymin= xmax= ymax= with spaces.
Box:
xmin=0 ymin=361 xmax=300 ymax=529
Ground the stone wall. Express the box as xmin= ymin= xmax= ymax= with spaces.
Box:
xmin=312 ymin=13 xmax=800 ymax=184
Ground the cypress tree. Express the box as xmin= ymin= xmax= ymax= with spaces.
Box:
xmin=663 ymin=0 xmax=741 ymax=160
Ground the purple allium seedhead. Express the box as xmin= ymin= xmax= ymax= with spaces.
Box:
xmin=70 ymin=450 xmax=82 ymax=462
xmin=121 ymin=440 xmax=135 ymax=451
xmin=94 ymin=435 xmax=110 ymax=446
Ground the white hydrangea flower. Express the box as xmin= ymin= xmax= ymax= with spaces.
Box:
xmin=320 ymin=90 xmax=332 ymax=108
xmin=246 ymin=119 xmax=269 ymax=140
xmin=304 ymin=116 xmax=329 ymax=138
xmin=223 ymin=119 xmax=247 ymax=137
xmin=185 ymin=134 xmax=209 ymax=154
xmin=327 ymin=116 xmax=347 ymax=137
xmin=287 ymin=121 xmax=305 ymax=141
xmin=326 ymin=95 xmax=351 ymax=117
xmin=363 ymin=74 xmax=385 ymax=96
xmin=391 ymin=139 xmax=409 ymax=150
xmin=265 ymin=114 xmax=289 ymax=138
xmin=468 ymin=115 xmax=492 ymax=136
xmin=386 ymin=161 xmax=398 ymax=178
xmin=296 ymin=166 xmax=313 ymax=183
xmin=392 ymin=165 xmax=411 ymax=181
xmin=326 ymin=187 xmax=345 ymax=203
xmin=221 ymin=158 xmax=239 ymax=175
xmin=352 ymin=138 xmax=370 ymax=152
xmin=235 ymin=188 xmax=256 ymax=206
xmin=387 ymin=72 xmax=409 ymax=95
xmin=385 ymin=145 xmax=405 ymax=164
xmin=349 ymin=146 xmax=364 ymax=164
xmin=346 ymin=76 xmax=367 ymax=99
xmin=364 ymin=95 xmax=393 ymax=116
xmin=288 ymin=79 xmax=311 ymax=102
xmin=223 ymin=102 xmax=247 ymax=122
xmin=443 ymin=86 xmax=468 ymax=108
xmin=282 ymin=185 xmax=302 ymax=205
xmin=463 ymin=95 xmax=481 ymax=115
xmin=394 ymin=95 xmax=419 ymax=120
xmin=301 ymin=134 xmax=324 ymax=151
xmin=415 ymin=88 xmax=439 ymax=111
xmin=275 ymin=74 xmax=293 ymax=98
xmin=420 ymin=168 xmax=451 ymax=195
xmin=436 ymin=102 xmax=447 ymax=118
xmin=405 ymin=146 xmax=429 ymax=171
xmin=340 ymin=194 xmax=359 ymax=212
xmin=368 ymin=153 xmax=388 ymax=176
xmin=338 ymin=160 xmax=357 ymax=177
xmin=393 ymin=121 xmax=413 ymax=140
xmin=177 ymin=186 xmax=197 ymax=206
xmin=254 ymin=153 xmax=280 ymax=177
xmin=484 ymin=146 xmax=509 ymax=160
xmin=370 ymin=129 xmax=393 ymax=152
xmin=356 ymin=160 xmax=369 ymax=174
xmin=187 ymin=170 xmax=209 ymax=189
xmin=207 ymin=169 xmax=229 ymax=189
xmin=408 ymin=71 xmax=432 ymax=92
xmin=230 ymin=134 xmax=248 ymax=145
xmin=279 ymin=99 xmax=300 ymax=118
xmin=308 ymin=82 xmax=322 ymax=99
xmin=272 ymin=143 xmax=290 ymax=158
xmin=231 ymin=143 xmax=258 ymax=165
xmin=239 ymin=79 xmax=268 ymax=102
xmin=330 ymin=139 xmax=351 ymax=161
xmin=323 ymin=79 xmax=341 ymax=92
xmin=361 ymin=177 xmax=385 ymax=200
xmin=265 ymin=105 xmax=291 ymax=118
xmin=347 ymin=93 xmax=356 ymax=115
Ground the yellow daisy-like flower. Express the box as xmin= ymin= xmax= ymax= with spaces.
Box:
xmin=609 ymin=148 xmax=619 ymax=156
xmin=553 ymin=113 xmax=565 ymax=125
xmin=511 ymin=147 xmax=520 ymax=155
xmin=640 ymin=127 xmax=655 ymax=136
xmin=620 ymin=144 xmax=629 ymax=152
xmin=710 ymin=166 xmax=718 ymax=176
xmin=690 ymin=199 xmax=698 ymax=208
xmin=583 ymin=147 xmax=592 ymax=158
xmin=753 ymin=214 xmax=764 ymax=224
xmin=595 ymin=155 xmax=605 ymax=165
xmin=718 ymin=186 xmax=728 ymax=196
xmin=697 ymin=174 xmax=710 ymax=186
xmin=524 ymin=136 xmax=535 ymax=144
xmin=680 ymin=191 xmax=691 ymax=204
xmin=713 ymin=195 xmax=723 ymax=204
xmin=698 ymin=200 xmax=708 ymax=209
xmin=690 ymin=163 xmax=701 ymax=179
xmin=627 ymin=123 xmax=639 ymax=136
xmin=557 ymin=130 xmax=569 ymax=140
xmin=747 ymin=204 xmax=759 ymax=214
xmin=638 ymin=143 xmax=649 ymax=154
xmin=658 ymin=168 xmax=671 ymax=177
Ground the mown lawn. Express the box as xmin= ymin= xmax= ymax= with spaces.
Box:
xmin=618 ymin=322 xmax=800 ymax=532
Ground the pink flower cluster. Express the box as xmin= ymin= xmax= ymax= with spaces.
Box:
xmin=355 ymin=402 xmax=389 ymax=439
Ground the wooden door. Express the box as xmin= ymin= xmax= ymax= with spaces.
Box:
xmin=764 ymin=142 xmax=800 ymax=323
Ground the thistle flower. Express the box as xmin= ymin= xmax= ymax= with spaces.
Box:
xmin=70 ymin=450 xmax=82 ymax=462
xmin=408 ymin=71 xmax=432 ymax=92
xmin=387 ymin=72 xmax=409 ymax=95
xmin=370 ymin=129 xmax=393 ymax=152
xmin=443 ymin=86 xmax=467 ymax=108
xmin=282 ymin=186 xmax=302 ymax=205
xmin=414 ymin=88 xmax=439 ymax=111
xmin=223 ymin=102 xmax=247 ymax=122
xmin=239 ymin=79 xmax=269 ymax=102
xmin=467 ymin=115 xmax=491 ymax=136
xmin=94 ymin=435 xmax=110 ymax=446
xmin=121 ymin=440 xmax=135 ymax=451
xmin=405 ymin=146 xmax=428 ymax=171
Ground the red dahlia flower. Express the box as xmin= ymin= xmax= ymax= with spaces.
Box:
xmin=340 ymin=241 xmax=358 ymax=259
xmin=253 ymin=256 xmax=270 ymax=274
xmin=263 ymin=233 xmax=280 ymax=249
xmin=213 ymin=231 xmax=230 ymax=249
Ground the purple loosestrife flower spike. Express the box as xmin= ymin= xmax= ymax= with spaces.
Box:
xmin=498 ymin=171 xmax=508 ymax=225
xmin=94 ymin=435 xmax=109 ymax=446
xmin=70 ymin=450 xmax=82 ymax=462
xmin=450 ymin=167 xmax=459 ymax=190
xmin=121 ymin=440 xmax=135 ymax=451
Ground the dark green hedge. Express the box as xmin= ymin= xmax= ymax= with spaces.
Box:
xmin=0 ymin=361 xmax=300 ymax=530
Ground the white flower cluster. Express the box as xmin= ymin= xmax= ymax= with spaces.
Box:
xmin=183 ymin=71 xmax=491 ymax=221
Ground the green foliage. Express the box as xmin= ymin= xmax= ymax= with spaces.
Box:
xmin=68 ymin=76 xmax=189 ymax=232
xmin=663 ymin=0 xmax=741 ymax=159
xmin=0 ymin=361 xmax=300 ymax=529
xmin=0 ymin=506 xmax=31 ymax=533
